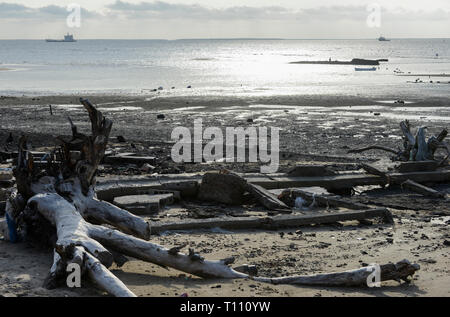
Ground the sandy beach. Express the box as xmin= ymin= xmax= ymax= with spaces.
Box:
xmin=1 ymin=93 xmax=449 ymax=297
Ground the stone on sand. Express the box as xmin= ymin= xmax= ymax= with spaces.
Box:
xmin=113 ymin=193 xmax=174 ymax=215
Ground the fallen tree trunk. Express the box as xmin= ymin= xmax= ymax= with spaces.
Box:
xmin=254 ymin=260 xmax=420 ymax=286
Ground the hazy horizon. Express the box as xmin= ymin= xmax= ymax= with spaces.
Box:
xmin=0 ymin=0 xmax=449 ymax=40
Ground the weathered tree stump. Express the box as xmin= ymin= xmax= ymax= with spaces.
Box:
xmin=349 ymin=120 xmax=449 ymax=166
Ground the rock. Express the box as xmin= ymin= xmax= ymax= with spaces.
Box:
xmin=443 ymin=240 xmax=450 ymax=247
xmin=116 ymin=135 xmax=126 ymax=143
xmin=247 ymin=118 xmax=254 ymax=123
xmin=197 ymin=171 xmax=247 ymax=205
xmin=113 ymin=193 xmax=174 ymax=215
xmin=234 ymin=264 xmax=258 ymax=276
xmin=157 ymin=114 xmax=165 ymax=120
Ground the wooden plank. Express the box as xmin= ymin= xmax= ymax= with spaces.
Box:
xmin=149 ymin=208 xmax=392 ymax=234
xmin=360 ymin=163 xmax=387 ymax=177
xmin=246 ymin=183 xmax=290 ymax=212
xmin=397 ymin=161 xmax=439 ymax=173
xmin=256 ymin=170 xmax=450 ymax=189
xmin=401 ymin=180 xmax=446 ymax=198
xmin=95 ymin=170 xmax=450 ymax=201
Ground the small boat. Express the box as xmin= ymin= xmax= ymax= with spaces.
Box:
xmin=46 ymin=33 xmax=76 ymax=42
xmin=378 ymin=36 xmax=390 ymax=42
xmin=355 ymin=67 xmax=377 ymax=71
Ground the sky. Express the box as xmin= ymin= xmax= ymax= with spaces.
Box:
xmin=0 ymin=0 xmax=449 ymax=39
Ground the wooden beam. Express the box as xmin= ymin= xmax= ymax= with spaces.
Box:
xmin=282 ymin=189 xmax=370 ymax=210
xmin=246 ymin=183 xmax=290 ymax=212
xmin=397 ymin=161 xmax=439 ymax=173
xmin=401 ymin=180 xmax=446 ymax=198
xmin=96 ymin=170 xmax=450 ymax=201
xmin=149 ymin=208 xmax=393 ymax=234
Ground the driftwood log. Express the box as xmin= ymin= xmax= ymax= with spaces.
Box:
xmin=349 ymin=120 xmax=449 ymax=166
xmin=5 ymin=99 xmax=420 ymax=296
xmin=254 ymin=260 xmax=420 ymax=286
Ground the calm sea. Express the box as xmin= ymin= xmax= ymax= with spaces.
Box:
xmin=0 ymin=39 xmax=449 ymax=98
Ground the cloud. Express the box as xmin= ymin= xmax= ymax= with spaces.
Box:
xmin=0 ymin=1 xmax=448 ymax=23
xmin=105 ymin=1 xmax=450 ymax=22
xmin=0 ymin=2 xmax=96 ymax=19
xmin=0 ymin=1 xmax=448 ymax=39
xmin=106 ymin=1 xmax=297 ymax=20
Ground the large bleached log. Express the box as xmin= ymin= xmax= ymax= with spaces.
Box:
xmin=254 ymin=260 xmax=420 ymax=286
xmin=82 ymin=247 xmax=136 ymax=297
xmin=89 ymin=226 xmax=248 ymax=279
xmin=29 ymin=193 xmax=114 ymax=267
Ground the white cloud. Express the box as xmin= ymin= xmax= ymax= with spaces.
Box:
xmin=0 ymin=1 xmax=448 ymax=38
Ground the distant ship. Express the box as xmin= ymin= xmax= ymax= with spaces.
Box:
xmin=46 ymin=33 xmax=76 ymax=42
xmin=378 ymin=36 xmax=390 ymax=42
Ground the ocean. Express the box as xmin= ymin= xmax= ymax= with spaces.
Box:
xmin=0 ymin=39 xmax=449 ymax=98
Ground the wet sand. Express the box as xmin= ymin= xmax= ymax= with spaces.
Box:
xmin=1 ymin=93 xmax=449 ymax=297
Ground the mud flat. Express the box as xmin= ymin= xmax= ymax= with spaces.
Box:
xmin=0 ymin=93 xmax=450 ymax=297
